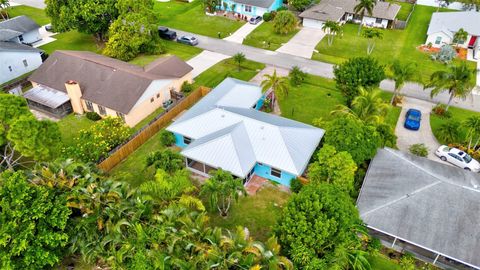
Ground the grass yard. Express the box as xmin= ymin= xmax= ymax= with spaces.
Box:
xmin=6 ymin=5 xmax=50 ymax=25
xmin=57 ymin=114 xmax=95 ymax=147
xmin=133 ymin=107 xmax=165 ymax=132
xmin=369 ymin=255 xmax=401 ymax=270
xmin=154 ymin=0 xmax=244 ymax=38
xmin=312 ymin=5 xmax=477 ymax=84
xmin=430 ymin=106 xmax=480 ymax=145
xmin=130 ymin=41 xmax=202 ymax=66
xmin=207 ymin=187 xmax=290 ymax=241
xmin=40 ymin=31 xmax=101 ymax=54
xmin=243 ymin=22 xmax=300 ymax=51
xmin=395 ymin=1 xmax=414 ymax=21
xmin=193 ymin=58 xmax=265 ymax=88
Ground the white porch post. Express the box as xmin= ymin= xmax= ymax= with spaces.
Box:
xmin=433 ymin=254 xmax=440 ymax=265
xmin=203 ymin=163 xmax=206 ymax=174
xmin=391 ymin=237 xmax=397 ymax=248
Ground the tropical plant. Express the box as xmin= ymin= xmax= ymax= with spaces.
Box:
xmin=273 ymin=10 xmax=297 ymax=34
xmin=425 ymin=61 xmax=475 ymax=111
xmin=159 ymin=130 xmax=176 ymax=146
xmin=453 ymin=28 xmax=469 ymax=46
xmin=390 ymin=60 xmax=417 ymax=104
xmin=464 ymin=116 xmax=480 ymax=150
xmin=146 ymin=148 xmax=184 ymax=173
xmin=203 ymin=0 xmax=218 ymax=13
xmin=290 ymin=178 xmax=303 ymax=193
xmin=289 ymin=66 xmax=307 ymax=86
xmin=288 ymin=0 xmax=313 ymax=11
xmin=362 ymin=28 xmax=383 ymax=55
xmin=0 ymin=0 xmax=10 ymax=20
xmin=376 ymin=123 xmax=397 ymax=148
xmin=333 ymin=57 xmax=386 ymax=105
xmin=437 ymin=120 xmax=463 ymax=143
xmin=409 ymin=143 xmax=429 ymax=157
xmin=233 ymin=52 xmax=246 ymax=71
xmin=200 ymin=169 xmax=246 ymax=216
xmin=332 ymin=88 xmax=390 ymax=124
xmin=322 ymin=20 xmax=343 ymax=46
xmin=261 ymin=69 xmax=290 ymax=100
xmin=354 ymin=0 xmax=377 ymax=34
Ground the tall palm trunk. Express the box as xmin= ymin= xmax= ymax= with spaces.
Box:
xmin=390 ymin=88 xmax=398 ymax=105
xmin=357 ymin=11 xmax=364 ymax=36
xmin=445 ymin=91 xmax=455 ymax=111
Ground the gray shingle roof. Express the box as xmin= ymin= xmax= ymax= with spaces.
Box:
xmin=300 ymin=0 xmax=401 ymax=21
xmin=0 ymin=15 xmax=40 ymax=34
xmin=0 ymin=41 xmax=42 ymax=52
xmin=231 ymin=0 xmax=276 ymax=8
xmin=357 ymin=148 xmax=480 ymax=269
xmin=427 ymin=11 xmax=480 ymax=37
xmin=0 ymin=29 xmax=23 ymax=41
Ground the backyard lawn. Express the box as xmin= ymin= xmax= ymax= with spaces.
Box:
xmin=395 ymin=1 xmax=414 ymax=21
xmin=154 ymin=0 xmax=244 ymax=38
xmin=6 ymin=5 xmax=50 ymax=25
xmin=57 ymin=114 xmax=95 ymax=147
xmin=193 ymin=58 xmax=265 ymax=88
xmin=312 ymin=5 xmax=476 ymax=84
xmin=369 ymin=255 xmax=401 ymax=270
xmin=430 ymin=106 xmax=480 ymax=145
xmin=243 ymin=22 xmax=300 ymax=51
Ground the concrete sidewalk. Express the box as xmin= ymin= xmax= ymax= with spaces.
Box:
xmin=223 ymin=21 xmax=263 ymax=44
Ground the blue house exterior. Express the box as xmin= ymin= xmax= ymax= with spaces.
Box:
xmin=220 ymin=0 xmax=283 ymax=17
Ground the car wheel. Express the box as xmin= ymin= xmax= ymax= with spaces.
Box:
xmin=440 ymin=156 xmax=447 ymax=161
xmin=464 ymin=167 xmax=471 ymax=171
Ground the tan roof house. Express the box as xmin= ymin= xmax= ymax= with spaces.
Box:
xmin=26 ymin=50 xmax=193 ymax=127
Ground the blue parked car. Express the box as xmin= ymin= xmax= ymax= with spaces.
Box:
xmin=404 ymin=109 xmax=421 ymax=130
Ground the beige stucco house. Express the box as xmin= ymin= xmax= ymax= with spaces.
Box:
xmin=26 ymin=50 xmax=193 ymax=127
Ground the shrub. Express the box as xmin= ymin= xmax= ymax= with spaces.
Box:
xmin=273 ymin=10 xmax=297 ymax=35
xmin=290 ymin=178 xmax=303 ymax=193
xmin=160 ymin=130 xmax=175 ymax=146
xmin=263 ymin=12 xmax=273 ymax=22
xmin=181 ymin=81 xmax=194 ymax=93
xmin=437 ymin=120 xmax=463 ymax=144
xmin=85 ymin=111 xmax=101 ymax=121
xmin=289 ymin=66 xmax=307 ymax=86
xmin=409 ymin=143 xmax=428 ymax=157
xmin=277 ymin=6 xmax=288 ymax=11
xmin=431 ymin=44 xmax=456 ymax=63
xmin=432 ymin=104 xmax=452 ymax=118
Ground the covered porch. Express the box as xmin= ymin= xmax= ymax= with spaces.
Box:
xmin=23 ymin=85 xmax=72 ymax=118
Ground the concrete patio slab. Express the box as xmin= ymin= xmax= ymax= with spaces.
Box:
xmin=276 ymin=27 xmax=325 ymax=59
xmin=224 ymin=21 xmax=263 ymax=44
xmin=187 ymin=50 xmax=230 ymax=78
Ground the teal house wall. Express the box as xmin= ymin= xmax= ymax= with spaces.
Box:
xmin=253 ymin=163 xmax=296 ymax=186
xmin=173 ymin=133 xmax=188 ymax=148
xmin=220 ymin=0 xmax=283 ymax=16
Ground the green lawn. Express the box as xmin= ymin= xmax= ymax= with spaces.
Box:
xmin=208 ymin=187 xmax=290 ymax=241
xmin=130 ymin=41 xmax=202 ymax=66
xmin=154 ymin=0 xmax=244 ymax=38
xmin=133 ymin=107 xmax=165 ymax=132
xmin=193 ymin=58 xmax=265 ymax=88
xmin=40 ymin=31 xmax=101 ymax=54
xmin=430 ymin=106 xmax=480 ymax=145
xmin=312 ymin=5 xmax=477 ymax=84
xmin=57 ymin=114 xmax=95 ymax=147
xmin=6 ymin=5 xmax=50 ymax=25
xmin=369 ymin=255 xmax=401 ymax=270
xmin=395 ymin=1 xmax=414 ymax=21
xmin=243 ymin=22 xmax=300 ymax=51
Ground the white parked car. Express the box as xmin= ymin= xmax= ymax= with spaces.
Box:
xmin=435 ymin=145 xmax=480 ymax=172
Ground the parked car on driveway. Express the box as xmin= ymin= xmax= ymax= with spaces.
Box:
xmin=435 ymin=145 xmax=480 ymax=172
xmin=177 ymin=35 xmax=198 ymax=46
xmin=404 ymin=109 xmax=421 ymax=130
xmin=158 ymin=26 xmax=177 ymax=40
xmin=249 ymin=16 xmax=262 ymax=25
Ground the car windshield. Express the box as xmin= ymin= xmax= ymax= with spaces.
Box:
xmin=407 ymin=114 xmax=420 ymax=121
xmin=463 ymin=153 xmax=473 ymax=163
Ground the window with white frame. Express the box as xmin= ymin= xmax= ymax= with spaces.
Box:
xmin=245 ymin=5 xmax=252 ymax=12
xmin=435 ymin=36 xmax=442 ymax=45
xmin=98 ymin=105 xmax=106 ymax=115
xmin=85 ymin=100 xmax=94 ymax=111
xmin=271 ymin=168 xmax=282 ymax=178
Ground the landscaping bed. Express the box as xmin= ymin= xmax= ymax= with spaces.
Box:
xmin=430 ymin=106 xmax=480 ymax=145
xmin=243 ymin=22 xmax=300 ymax=51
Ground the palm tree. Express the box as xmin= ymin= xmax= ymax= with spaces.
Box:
xmin=390 ymin=60 xmax=417 ymax=104
xmin=437 ymin=120 xmax=462 ymax=143
xmin=354 ymin=0 xmax=377 ymax=35
xmin=332 ymin=88 xmax=390 ymax=124
xmin=362 ymin=28 xmax=383 ymax=55
xmin=425 ymin=61 xmax=475 ymax=111
xmin=200 ymin=169 xmax=246 ymax=216
xmin=464 ymin=116 xmax=480 ymax=150
xmin=289 ymin=65 xmax=307 ymax=86
xmin=453 ymin=28 xmax=468 ymax=47
xmin=321 ymin=20 xmax=343 ymax=46
xmin=0 ymin=0 xmax=10 ymax=20
xmin=233 ymin=52 xmax=246 ymax=71
xmin=261 ymin=69 xmax=289 ymax=100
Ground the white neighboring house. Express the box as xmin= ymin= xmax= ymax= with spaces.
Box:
xmin=426 ymin=11 xmax=480 ymax=59
xmin=0 ymin=42 xmax=43 ymax=85
xmin=0 ymin=15 xmax=42 ymax=45
xmin=299 ymin=0 xmax=401 ymax=30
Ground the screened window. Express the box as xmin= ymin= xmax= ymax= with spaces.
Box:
xmin=116 ymin=112 xmax=125 ymax=122
xmin=23 ymin=59 xmax=28 ymax=67
xmin=85 ymin=101 xmax=94 ymax=111
xmin=19 ymin=35 xmax=24 ymax=42
xmin=271 ymin=168 xmax=282 ymax=178
xmin=183 ymin=136 xmax=192 ymax=145
xmin=245 ymin=5 xmax=252 ymax=12
xmin=98 ymin=105 xmax=106 ymax=115
xmin=150 ymin=97 xmax=154 ymax=103
xmin=435 ymin=36 xmax=442 ymax=45
xmin=375 ymin=18 xmax=382 ymax=24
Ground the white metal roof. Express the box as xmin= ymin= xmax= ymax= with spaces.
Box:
xmin=427 ymin=11 xmax=480 ymax=37
xmin=23 ymin=85 xmax=70 ymax=108
xmin=167 ymin=78 xmax=324 ymax=177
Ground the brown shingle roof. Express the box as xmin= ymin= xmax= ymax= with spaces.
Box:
xmin=29 ymin=51 xmax=192 ymax=114
xmin=300 ymin=0 xmax=401 ymax=21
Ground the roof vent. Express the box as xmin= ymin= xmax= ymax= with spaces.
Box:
xmin=221 ymin=114 xmax=225 ymax=118
xmin=260 ymin=126 xmax=264 ymax=130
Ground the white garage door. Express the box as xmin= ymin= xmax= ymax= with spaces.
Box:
xmin=303 ymin=18 xmax=325 ymax=29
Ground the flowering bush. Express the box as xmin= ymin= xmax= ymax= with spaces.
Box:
xmin=63 ymin=117 xmax=132 ymax=162
xmin=432 ymin=104 xmax=451 ymax=118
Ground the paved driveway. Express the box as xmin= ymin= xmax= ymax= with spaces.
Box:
xmin=186 ymin=50 xmax=230 ymax=78
xmin=395 ymin=97 xmax=447 ymax=163
xmin=223 ymin=21 xmax=263 ymax=44
xmin=276 ymin=27 xmax=326 ymax=58
xmin=10 ymin=0 xmax=45 ymax=9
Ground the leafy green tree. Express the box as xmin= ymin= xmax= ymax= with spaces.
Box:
xmin=332 ymin=88 xmax=390 ymax=124
xmin=233 ymin=52 xmax=246 ymax=71
xmin=0 ymin=171 xmax=71 ymax=269
xmin=261 ymin=69 xmax=290 ymax=100
xmin=275 ymin=183 xmax=364 ymax=269
xmin=333 ymin=57 xmax=386 ymax=105
xmin=289 ymin=66 xmax=307 ymax=86
xmin=200 ymin=169 xmax=246 ymax=216
xmin=437 ymin=120 xmax=463 ymax=143
xmin=104 ymin=12 xmax=164 ymax=61
xmin=159 ymin=130 xmax=176 ymax=146
xmin=465 ymin=116 xmax=480 ymax=150
xmin=146 ymin=148 xmax=184 ymax=173
xmin=453 ymin=28 xmax=468 ymax=46
xmin=322 ymin=20 xmax=343 ymax=46
xmin=362 ymin=28 xmax=383 ymax=55
xmin=425 ymin=61 xmax=475 ymax=111
xmin=390 ymin=60 xmax=417 ymax=104
xmin=324 ymin=117 xmax=381 ymax=164
xmin=288 ymin=0 xmax=313 ymax=11
xmin=354 ymin=0 xmax=377 ymax=34
xmin=375 ymin=123 xmax=397 ymax=148
xmin=273 ymin=10 xmax=297 ymax=34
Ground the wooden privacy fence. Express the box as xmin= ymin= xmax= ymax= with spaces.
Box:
xmin=97 ymin=87 xmax=210 ymax=172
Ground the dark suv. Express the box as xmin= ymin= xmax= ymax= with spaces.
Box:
xmin=158 ymin=26 xmax=177 ymax=40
